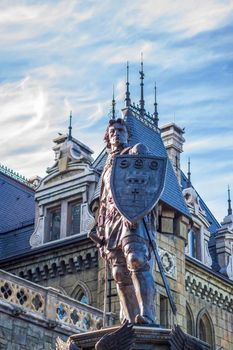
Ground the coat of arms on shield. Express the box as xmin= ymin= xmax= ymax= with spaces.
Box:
xmin=110 ymin=154 xmax=167 ymax=222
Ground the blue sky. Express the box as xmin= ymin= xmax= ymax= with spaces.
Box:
xmin=0 ymin=0 xmax=233 ymax=222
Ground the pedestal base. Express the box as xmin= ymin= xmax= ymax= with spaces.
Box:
xmin=70 ymin=324 xmax=210 ymax=350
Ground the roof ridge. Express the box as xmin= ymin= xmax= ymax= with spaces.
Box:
xmin=0 ymin=164 xmax=34 ymax=189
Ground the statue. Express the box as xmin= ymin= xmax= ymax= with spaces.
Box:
xmin=92 ymin=117 xmax=167 ymax=325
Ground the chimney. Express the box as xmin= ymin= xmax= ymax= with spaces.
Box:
xmin=160 ymin=123 xmax=185 ymax=185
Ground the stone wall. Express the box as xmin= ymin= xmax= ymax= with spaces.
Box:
xmin=185 ymin=257 xmax=233 ymax=350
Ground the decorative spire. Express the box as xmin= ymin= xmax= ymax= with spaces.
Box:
xmin=68 ymin=111 xmax=72 ymax=141
xmin=187 ymin=157 xmax=191 ymax=187
xmin=153 ymin=82 xmax=159 ymax=127
xmin=125 ymin=61 xmax=131 ymax=107
xmin=139 ymin=53 xmax=145 ymax=116
xmin=112 ymin=85 xmax=116 ymax=120
xmin=228 ymin=185 xmax=232 ymax=215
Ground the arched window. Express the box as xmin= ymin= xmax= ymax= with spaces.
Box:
xmin=77 ymin=290 xmax=88 ymax=304
xmin=70 ymin=281 xmax=92 ymax=305
xmin=186 ymin=303 xmax=194 ymax=336
xmin=197 ymin=309 xmax=215 ymax=349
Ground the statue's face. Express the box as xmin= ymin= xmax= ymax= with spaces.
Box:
xmin=108 ymin=122 xmax=128 ymax=149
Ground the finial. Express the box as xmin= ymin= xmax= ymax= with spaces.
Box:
xmin=228 ymin=185 xmax=232 ymax=215
xmin=154 ymin=82 xmax=159 ymax=127
xmin=187 ymin=157 xmax=191 ymax=187
xmin=139 ymin=53 xmax=145 ymax=116
xmin=112 ymin=85 xmax=116 ymax=120
xmin=68 ymin=111 xmax=72 ymax=140
xmin=125 ymin=62 xmax=131 ymax=107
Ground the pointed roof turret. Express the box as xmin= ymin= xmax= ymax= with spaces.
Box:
xmin=112 ymin=86 xmax=116 ymax=120
xmin=153 ymin=82 xmax=159 ymax=127
xmin=125 ymin=62 xmax=131 ymax=107
xmin=228 ymin=185 xmax=232 ymax=216
xmin=139 ymin=53 xmax=145 ymax=117
xmin=68 ymin=111 xmax=72 ymax=141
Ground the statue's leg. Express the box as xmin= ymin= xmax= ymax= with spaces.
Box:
xmin=123 ymin=241 xmax=156 ymax=324
xmin=110 ymin=249 xmax=140 ymax=323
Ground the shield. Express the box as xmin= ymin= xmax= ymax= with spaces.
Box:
xmin=110 ymin=154 xmax=167 ymax=222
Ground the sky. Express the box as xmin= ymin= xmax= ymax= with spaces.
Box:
xmin=0 ymin=0 xmax=233 ymax=222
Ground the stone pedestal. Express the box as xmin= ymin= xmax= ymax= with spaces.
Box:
xmin=70 ymin=325 xmax=210 ymax=350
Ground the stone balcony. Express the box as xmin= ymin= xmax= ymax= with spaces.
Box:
xmin=0 ymin=269 xmax=114 ymax=335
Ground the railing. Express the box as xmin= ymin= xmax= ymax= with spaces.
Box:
xmin=0 ymin=269 xmax=112 ymax=331
xmin=0 ymin=163 xmax=33 ymax=188
xmin=129 ymin=104 xmax=160 ymax=133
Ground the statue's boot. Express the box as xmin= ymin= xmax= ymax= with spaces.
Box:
xmin=117 ymin=284 xmax=140 ymax=324
xmin=131 ymin=271 xmax=156 ymax=324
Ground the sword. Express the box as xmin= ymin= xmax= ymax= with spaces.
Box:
xmin=143 ymin=218 xmax=177 ymax=316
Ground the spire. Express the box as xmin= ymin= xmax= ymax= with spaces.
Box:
xmin=139 ymin=53 xmax=145 ymax=116
xmin=153 ymin=82 xmax=159 ymax=127
xmin=68 ymin=111 xmax=72 ymax=140
xmin=228 ymin=185 xmax=232 ymax=215
xmin=125 ymin=62 xmax=131 ymax=107
xmin=187 ymin=157 xmax=191 ymax=187
xmin=112 ymin=86 xmax=116 ymax=120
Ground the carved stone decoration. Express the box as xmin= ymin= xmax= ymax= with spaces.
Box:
xmin=183 ymin=187 xmax=206 ymax=216
xmin=203 ymin=241 xmax=212 ymax=268
xmin=95 ymin=320 xmax=134 ymax=350
xmin=56 ymin=337 xmax=80 ymax=350
xmin=169 ymin=325 xmax=208 ymax=349
xmin=80 ymin=203 xmax=96 ymax=233
xmin=29 ymin=217 xmax=44 ymax=248
xmin=226 ymin=253 xmax=233 ymax=280
xmin=158 ymin=248 xmax=177 ymax=280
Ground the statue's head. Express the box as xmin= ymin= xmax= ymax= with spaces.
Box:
xmin=104 ymin=118 xmax=130 ymax=149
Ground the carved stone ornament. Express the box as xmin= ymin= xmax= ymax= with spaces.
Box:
xmin=29 ymin=216 xmax=44 ymax=248
xmin=203 ymin=241 xmax=212 ymax=268
xmin=226 ymin=249 xmax=233 ymax=280
xmin=182 ymin=188 xmax=206 ymax=216
xmin=158 ymin=248 xmax=177 ymax=280
xmin=80 ymin=203 xmax=96 ymax=233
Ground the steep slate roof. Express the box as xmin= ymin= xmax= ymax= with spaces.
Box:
xmin=0 ymin=224 xmax=34 ymax=259
xmin=0 ymin=171 xmax=35 ymax=259
xmin=181 ymin=172 xmax=220 ymax=234
xmin=0 ymin=172 xmax=35 ymax=233
xmin=92 ymin=111 xmax=190 ymax=218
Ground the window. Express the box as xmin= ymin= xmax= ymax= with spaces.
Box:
xmin=189 ymin=229 xmax=197 ymax=258
xmin=78 ymin=291 xmax=88 ymax=304
xmin=186 ymin=303 xmax=194 ymax=336
xmin=197 ymin=311 xmax=215 ymax=349
xmin=68 ymin=202 xmax=81 ymax=235
xmin=47 ymin=206 xmax=61 ymax=242
xmin=160 ymin=295 xmax=168 ymax=328
xmin=187 ymin=228 xmax=202 ymax=260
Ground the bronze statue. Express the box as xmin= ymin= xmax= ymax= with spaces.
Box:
xmin=96 ymin=118 xmax=161 ymax=325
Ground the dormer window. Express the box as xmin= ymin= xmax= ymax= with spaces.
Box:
xmin=47 ymin=206 xmax=61 ymax=242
